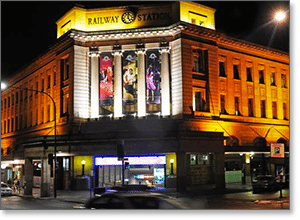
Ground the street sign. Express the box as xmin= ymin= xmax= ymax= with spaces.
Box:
xmin=271 ymin=143 xmax=285 ymax=158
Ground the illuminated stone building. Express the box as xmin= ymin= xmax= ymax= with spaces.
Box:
xmin=1 ymin=2 xmax=289 ymax=195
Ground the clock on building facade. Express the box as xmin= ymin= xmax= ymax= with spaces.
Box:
xmin=122 ymin=11 xmax=135 ymax=24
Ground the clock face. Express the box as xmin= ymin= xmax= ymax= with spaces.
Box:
xmin=122 ymin=11 xmax=135 ymax=24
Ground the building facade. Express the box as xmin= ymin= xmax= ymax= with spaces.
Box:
xmin=1 ymin=2 xmax=289 ymax=195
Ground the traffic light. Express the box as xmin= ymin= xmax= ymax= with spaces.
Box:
xmin=48 ymin=153 xmax=53 ymax=166
xmin=125 ymin=162 xmax=130 ymax=169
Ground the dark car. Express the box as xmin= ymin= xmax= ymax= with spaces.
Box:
xmin=74 ymin=191 xmax=189 ymax=209
xmin=252 ymin=175 xmax=281 ymax=193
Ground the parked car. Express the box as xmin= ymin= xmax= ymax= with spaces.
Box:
xmin=74 ymin=191 xmax=189 ymax=209
xmin=252 ymin=175 xmax=281 ymax=193
xmin=1 ymin=182 xmax=12 ymax=196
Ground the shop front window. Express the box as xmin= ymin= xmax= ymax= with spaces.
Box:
xmin=190 ymin=153 xmax=212 ymax=165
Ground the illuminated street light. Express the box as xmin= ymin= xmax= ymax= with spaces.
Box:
xmin=275 ymin=11 xmax=286 ymax=22
xmin=1 ymin=82 xmax=7 ymax=90
xmin=81 ymin=160 xmax=86 ymax=176
xmin=1 ymin=83 xmax=57 ymax=198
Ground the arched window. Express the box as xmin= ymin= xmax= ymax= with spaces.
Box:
xmin=253 ymin=137 xmax=267 ymax=147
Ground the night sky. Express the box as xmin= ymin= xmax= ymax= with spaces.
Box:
xmin=1 ymin=1 xmax=289 ymax=81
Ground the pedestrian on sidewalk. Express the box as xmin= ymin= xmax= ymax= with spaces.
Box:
xmin=13 ymin=177 xmax=20 ymax=193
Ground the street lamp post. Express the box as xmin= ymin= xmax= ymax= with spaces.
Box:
xmin=1 ymin=83 xmax=57 ymax=198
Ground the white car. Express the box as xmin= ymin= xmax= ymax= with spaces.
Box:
xmin=74 ymin=191 xmax=189 ymax=209
xmin=1 ymin=182 xmax=12 ymax=196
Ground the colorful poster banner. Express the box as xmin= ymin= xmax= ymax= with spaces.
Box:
xmin=122 ymin=51 xmax=137 ymax=114
xmin=99 ymin=53 xmax=114 ymax=115
xmin=146 ymin=49 xmax=161 ymax=113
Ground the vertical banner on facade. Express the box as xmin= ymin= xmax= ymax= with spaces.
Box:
xmin=122 ymin=51 xmax=137 ymax=114
xmin=99 ymin=53 xmax=114 ymax=115
xmin=146 ymin=49 xmax=161 ymax=113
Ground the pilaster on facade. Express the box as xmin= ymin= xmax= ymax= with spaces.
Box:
xmin=73 ymin=45 xmax=90 ymax=118
xmin=137 ymin=49 xmax=146 ymax=118
xmin=113 ymin=51 xmax=123 ymax=118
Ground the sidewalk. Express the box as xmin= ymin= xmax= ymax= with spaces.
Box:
xmin=14 ymin=183 xmax=289 ymax=205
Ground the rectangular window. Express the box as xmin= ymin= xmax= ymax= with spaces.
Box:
xmin=20 ymin=115 xmax=23 ymax=130
xmin=24 ymin=114 xmax=27 ymax=128
xmin=283 ymin=102 xmax=288 ymax=119
xmin=4 ymin=99 xmax=7 ymax=109
xmin=233 ymin=65 xmax=240 ymax=79
xmin=11 ymin=118 xmax=14 ymax=132
xmin=36 ymin=109 xmax=38 ymax=125
xmin=16 ymin=92 xmax=19 ymax=103
xmin=47 ymin=104 xmax=51 ymax=122
xmin=29 ymin=111 xmax=32 ymax=127
xmin=259 ymin=70 xmax=265 ymax=84
xmin=8 ymin=96 xmax=10 ymax=108
xmin=247 ymin=67 xmax=253 ymax=82
xmin=47 ymin=75 xmax=51 ymax=89
xmin=36 ymin=81 xmax=39 ymax=94
xmin=7 ymin=119 xmax=10 ymax=133
xmin=1 ymin=101 xmax=3 ymax=110
xmin=234 ymin=97 xmax=240 ymax=116
xmin=261 ymin=100 xmax=266 ymax=118
xmin=270 ymin=72 xmax=276 ymax=86
xmin=12 ymin=94 xmax=14 ymax=106
xmin=219 ymin=62 xmax=226 ymax=77
xmin=41 ymin=107 xmax=44 ymax=124
xmin=20 ymin=90 xmax=23 ymax=101
xmin=190 ymin=154 xmax=197 ymax=165
xmin=4 ymin=120 xmax=6 ymax=134
xmin=281 ymin=74 xmax=287 ymax=88
xmin=220 ymin=95 xmax=227 ymax=114
xmin=272 ymin=101 xmax=277 ymax=119
xmin=41 ymin=78 xmax=44 ymax=92
xmin=30 ymin=86 xmax=33 ymax=98
xmin=248 ymin=98 xmax=253 ymax=117
xmin=192 ymin=49 xmax=208 ymax=74
xmin=53 ymin=71 xmax=57 ymax=86
xmin=61 ymin=58 xmax=70 ymax=80
xmin=194 ymin=89 xmax=207 ymax=112
xmin=25 ymin=83 xmax=28 ymax=100
xmin=15 ymin=116 xmax=18 ymax=131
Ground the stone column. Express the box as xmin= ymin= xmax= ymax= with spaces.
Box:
xmin=90 ymin=53 xmax=99 ymax=118
xmin=176 ymin=151 xmax=187 ymax=192
xmin=160 ymin=48 xmax=171 ymax=116
xmin=137 ymin=50 xmax=146 ymax=117
xmin=114 ymin=51 xmax=123 ymax=118
xmin=23 ymin=158 xmax=33 ymax=196
xmin=41 ymin=153 xmax=51 ymax=197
